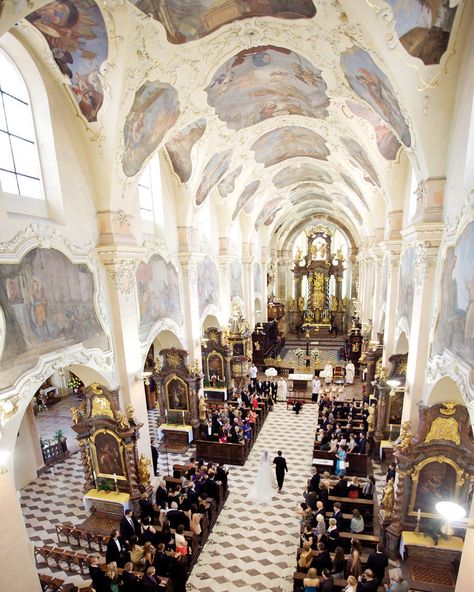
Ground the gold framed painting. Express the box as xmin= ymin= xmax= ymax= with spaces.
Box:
xmin=90 ymin=428 xmax=127 ymax=481
xmin=165 ymin=375 xmax=189 ymax=411
xmin=206 ymin=350 xmax=224 ymax=379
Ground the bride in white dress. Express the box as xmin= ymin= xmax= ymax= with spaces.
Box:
xmin=247 ymin=449 xmax=274 ymax=504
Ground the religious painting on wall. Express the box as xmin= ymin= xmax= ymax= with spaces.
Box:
xmin=26 ymin=0 xmax=108 ymax=122
xmin=218 ymin=165 xmax=242 ymax=197
xmin=131 ymin=0 xmax=316 ymax=44
xmin=230 ymin=259 xmax=243 ymax=300
xmin=197 ymin=257 xmax=219 ymax=316
xmin=91 ymin=429 xmax=127 ymax=479
xmin=397 ymin=246 xmax=415 ymax=330
xmin=122 ymin=80 xmax=180 ymax=177
xmin=432 ymin=221 xmax=474 ymax=367
xmin=136 ymin=255 xmax=182 ymax=340
xmin=207 ymin=351 xmax=224 ymax=379
xmin=411 ymin=459 xmax=459 ymax=517
xmin=165 ymin=376 xmax=189 ymax=411
xmin=206 ymin=45 xmax=329 ymax=130
xmin=340 ymin=45 xmax=411 ymax=147
xmin=386 ymin=0 xmax=457 ymax=66
xmin=254 ymin=262 xmax=262 ymax=295
xmin=387 ymin=391 xmax=403 ymax=425
xmin=165 ymin=118 xmax=207 ymax=183
xmin=0 ymin=247 xmax=108 ymax=389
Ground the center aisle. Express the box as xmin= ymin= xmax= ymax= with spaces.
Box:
xmin=187 ymin=401 xmax=319 ymax=592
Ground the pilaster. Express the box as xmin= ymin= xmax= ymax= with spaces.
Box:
xmin=381 ymin=241 xmax=402 ymax=364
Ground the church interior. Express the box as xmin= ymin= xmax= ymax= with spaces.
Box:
xmin=0 ymin=1 xmax=473 ymax=591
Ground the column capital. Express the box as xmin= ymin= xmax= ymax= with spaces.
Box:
xmin=96 ymin=244 xmax=145 ymax=295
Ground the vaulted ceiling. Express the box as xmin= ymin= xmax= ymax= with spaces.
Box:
xmin=4 ymin=0 xmax=466 ymax=247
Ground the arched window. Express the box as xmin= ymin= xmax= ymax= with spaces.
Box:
xmin=138 ymin=154 xmax=163 ymax=225
xmin=0 ymin=50 xmax=43 ymax=200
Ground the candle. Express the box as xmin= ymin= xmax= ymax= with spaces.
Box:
xmin=113 ymin=472 xmax=117 ymax=485
xmin=417 ymin=508 xmax=421 ymax=521
xmin=164 ymin=409 xmax=168 ymax=417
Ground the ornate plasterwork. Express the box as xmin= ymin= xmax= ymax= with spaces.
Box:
xmin=140 ymin=317 xmax=185 ymax=362
xmin=426 ymin=350 xmax=474 ymax=408
xmin=415 ymin=180 xmax=427 ymax=203
xmin=97 ymin=244 xmax=145 ymax=296
xmin=413 ymin=240 xmax=434 ymax=290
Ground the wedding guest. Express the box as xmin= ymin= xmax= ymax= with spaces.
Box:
xmin=386 ymin=574 xmax=409 ymax=592
xmin=361 ymin=476 xmax=375 ymax=499
xmin=350 ymin=509 xmax=364 ymax=534
xmin=122 ymin=562 xmax=140 ymax=592
xmin=344 ymin=575 xmax=358 ymax=592
xmin=326 ymin=518 xmax=340 ymax=551
xmin=331 ymin=546 xmax=346 ymax=579
xmin=347 ymin=477 xmax=360 ymax=499
xmin=89 ymin=556 xmax=108 ymax=592
xmin=105 ymin=562 xmax=121 ymax=591
xmin=303 ymin=567 xmax=320 ymax=592
xmin=366 ymin=543 xmax=388 ymax=584
xmin=299 ymin=540 xmax=314 ymax=572
xmin=320 ymin=568 xmax=334 ymax=592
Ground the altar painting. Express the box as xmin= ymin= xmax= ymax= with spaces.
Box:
xmin=198 ymin=257 xmax=219 ymax=315
xmin=432 ymin=221 xmax=474 ymax=367
xmin=196 ymin=150 xmax=232 ymax=205
xmin=251 ymin=126 xmax=329 ymax=167
xmin=166 ymin=376 xmax=189 ymax=411
xmin=92 ymin=429 xmax=127 ymax=479
xmin=230 ymin=259 xmax=243 ymax=300
xmin=273 ymin=163 xmax=332 ymax=188
xmin=122 ymin=80 xmax=180 ymax=177
xmin=397 ymin=247 xmax=415 ymax=330
xmin=218 ymin=166 xmax=242 ymax=197
xmin=342 ymin=136 xmax=381 ymax=187
xmin=206 ymin=45 xmax=329 ymax=130
xmin=0 ymin=248 xmax=108 ymax=389
xmin=136 ymin=255 xmax=182 ymax=339
xmin=341 ymin=45 xmax=411 ymax=147
xmin=165 ymin=118 xmax=206 ymax=183
xmin=346 ymin=100 xmax=401 ymax=161
xmin=340 ymin=172 xmax=369 ymax=210
xmin=411 ymin=458 xmax=459 ymax=517
xmin=232 ymin=180 xmax=260 ymax=220
xmin=26 ymin=0 xmax=108 ymax=122
xmin=254 ymin=263 xmax=262 ymax=294
xmin=207 ymin=351 xmax=224 ymax=379
xmin=386 ymin=0 xmax=457 ymax=66
xmin=131 ymin=0 xmax=316 ymax=44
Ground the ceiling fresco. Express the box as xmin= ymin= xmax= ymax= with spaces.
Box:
xmin=340 ymin=172 xmax=369 ymax=211
xmin=272 ymin=163 xmax=333 ymax=188
xmin=195 ymin=149 xmax=233 ymax=205
xmin=255 ymin=198 xmax=284 ymax=230
xmin=232 ymin=180 xmax=261 ymax=220
xmin=206 ymin=45 xmax=330 ymax=130
xmin=291 ymin=193 xmax=332 ymax=206
xmin=341 ymin=136 xmax=381 ymax=188
xmin=386 ymin=0 xmax=457 ymax=66
xmin=122 ymin=80 xmax=180 ymax=177
xmin=340 ymin=45 xmax=411 ymax=148
xmin=26 ymin=0 xmax=108 ymax=122
xmin=131 ymin=0 xmax=316 ymax=44
xmin=346 ymin=100 xmax=401 ymax=161
xmin=251 ymin=125 xmax=330 ymax=167
xmin=338 ymin=193 xmax=363 ymax=226
xmin=218 ymin=165 xmax=243 ymax=197
xmin=165 ymin=118 xmax=207 ymax=183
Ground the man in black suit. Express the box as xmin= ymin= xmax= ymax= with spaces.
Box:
xmin=320 ymin=568 xmax=334 ymax=591
xmin=311 ymin=542 xmax=332 ymax=575
xmin=155 ymin=481 xmax=168 ymax=508
xmin=386 ymin=463 xmax=396 ymax=482
xmin=273 ymin=450 xmax=288 ymax=491
xmin=332 ymin=475 xmax=348 ymax=497
xmin=122 ymin=562 xmax=140 ymax=592
xmin=357 ymin=569 xmax=379 ymax=591
xmin=120 ymin=509 xmax=139 ymax=543
xmin=308 ymin=467 xmax=320 ymax=493
xmin=88 ymin=555 xmax=108 ymax=592
xmin=270 ymin=380 xmax=278 ymax=402
xmin=216 ymin=463 xmax=228 ymax=490
xmin=358 ymin=432 xmax=367 ymax=454
xmin=332 ymin=502 xmax=344 ymax=531
xmin=141 ymin=566 xmax=161 ymax=591
xmin=366 ymin=543 xmax=389 ymax=584
xmin=167 ymin=501 xmax=190 ymax=530
xmin=151 ymin=438 xmax=159 ymax=476
xmin=106 ymin=529 xmax=127 ymax=566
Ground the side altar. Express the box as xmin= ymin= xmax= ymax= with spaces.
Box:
xmin=70 ymin=383 xmax=152 ymax=517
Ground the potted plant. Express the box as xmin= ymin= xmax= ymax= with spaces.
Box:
xmin=53 ymin=429 xmax=68 ymax=452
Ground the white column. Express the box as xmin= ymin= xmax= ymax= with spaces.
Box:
xmin=179 ymin=255 xmax=203 ymax=365
xmin=381 ymin=241 xmax=402 ymax=364
xmin=370 ymin=250 xmax=383 ymax=340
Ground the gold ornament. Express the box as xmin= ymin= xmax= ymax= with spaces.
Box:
xmin=425 ymin=416 xmax=460 ymax=445
xmin=126 ymin=403 xmax=135 ymax=421
xmin=70 ymin=406 xmax=81 ymax=425
xmin=138 ymin=454 xmax=151 ymax=484
xmin=115 ymin=410 xmax=130 ymax=430
xmin=398 ymin=421 xmax=415 ymax=451
xmin=91 ymin=395 xmax=114 ymax=419
xmin=367 ymin=404 xmax=376 ymax=432
xmin=381 ymin=479 xmax=395 ymax=517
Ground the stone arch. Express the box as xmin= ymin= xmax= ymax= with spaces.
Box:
xmin=202 ymin=314 xmax=220 ymax=331
xmin=395 ymin=331 xmax=409 ymax=354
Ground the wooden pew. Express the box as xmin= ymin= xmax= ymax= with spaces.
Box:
xmin=99 ymin=564 xmax=170 ymax=589
xmin=39 ymin=573 xmax=93 ymax=592
xmin=55 ymin=522 xmax=110 ymax=553
xmin=195 ymin=440 xmax=249 ymax=466
xmin=312 ymin=450 xmax=368 ymax=477
xmin=34 ymin=545 xmax=89 ymax=575
xmin=327 ymin=495 xmax=374 ymax=513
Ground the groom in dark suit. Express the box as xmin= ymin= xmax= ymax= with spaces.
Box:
xmin=273 ymin=450 xmax=288 ymax=491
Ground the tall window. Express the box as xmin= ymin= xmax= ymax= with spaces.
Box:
xmin=0 ymin=50 xmax=43 ymax=199
xmin=138 ymin=155 xmax=163 ymax=224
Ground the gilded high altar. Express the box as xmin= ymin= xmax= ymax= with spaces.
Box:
xmin=291 ymin=225 xmax=347 ymax=334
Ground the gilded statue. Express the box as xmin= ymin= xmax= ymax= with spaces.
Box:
xmin=126 ymin=403 xmax=135 ymax=421
xmin=70 ymin=406 xmax=81 ymax=425
xmin=138 ymin=454 xmax=151 ymax=484
xmin=287 ymin=296 xmax=295 ymax=312
xmin=294 ymin=247 xmax=303 ymax=264
xmin=298 ymin=296 xmax=305 ymax=312
xmin=331 ymin=295 xmax=338 ymax=311
xmin=367 ymin=403 xmax=376 ymax=432
xmin=398 ymin=421 xmax=415 ymax=451
xmin=154 ymin=358 xmax=162 ymax=373
xmin=115 ymin=410 xmax=130 ymax=430
xmin=91 ymin=383 xmax=103 ymax=395
xmin=425 ymin=416 xmax=460 ymax=445
xmin=198 ymin=396 xmax=207 ymax=423
xmin=91 ymin=395 xmax=114 ymax=419
xmin=336 ymin=246 xmax=345 ymax=262
xmin=380 ymin=478 xmax=395 ymax=517
xmin=376 ymin=366 xmax=388 ymax=385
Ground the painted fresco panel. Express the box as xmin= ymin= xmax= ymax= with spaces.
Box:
xmin=196 ymin=150 xmax=232 ymax=205
xmin=341 ymin=45 xmax=411 ymax=147
xmin=132 ymin=0 xmax=316 ymax=44
xmin=251 ymin=126 xmax=330 ymax=167
xmin=230 ymin=259 xmax=243 ymax=300
xmin=273 ymin=163 xmax=332 ymax=188
xmin=165 ymin=118 xmax=206 ymax=183
xmin=206 ymin=45 xmax=329 ymax=130
xmin=0 ymin=248 xmax=108 ymax=389
xmin=218 ymin=166 xmax=242 ymax=197
xmin=340 ymin=172 xmax=369 ymax=211
xmin=342 ymin=136 xmax=381 ymax=187
xmin=432 ymin=222 xmax=474 ymax=367
xmin=387 ymin=0 xmax=457 ymax=65
xmin=122 ymin=80 xmax=180 ymax=177
xmin=26 ymin=0 xmax=108 ymax=122
xmin=397 ymin=246 xmax=415 ymax=329
xmin=198 ymin=257 xmax=219 ymax=316
xmin=232 ymin=180 xmax=260 ymax=220
xmin=136 ymin=255 xmax=182 ymax=340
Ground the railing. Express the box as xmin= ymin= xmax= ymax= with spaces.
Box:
xmin=41 ymin=439 xmax=69 ymax=466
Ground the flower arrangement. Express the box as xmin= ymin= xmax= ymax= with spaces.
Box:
xmin=294 ymin=348 xmax=305 ymax=362
xmin=67 ymin=375 xmax=81 ymax=390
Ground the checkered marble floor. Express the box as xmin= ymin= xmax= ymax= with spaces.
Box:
xmin=186 ymin=402 xmax=320 ymax=592
xmin=36 ymin=394 xmax=81 ymax=454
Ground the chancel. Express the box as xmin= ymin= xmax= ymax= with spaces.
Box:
xmin=0 ymin=2 xmax=473 ymax=592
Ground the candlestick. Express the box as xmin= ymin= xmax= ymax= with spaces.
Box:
xmin=113 ymin=472 xmax=118 ymax=493
xmin=417 ymin=508 xmax=421 ymax=521
xmin=415 ymin=508 xmax=421 ymax=533
xmin=181 ymin=410 xmax=185 ymax=425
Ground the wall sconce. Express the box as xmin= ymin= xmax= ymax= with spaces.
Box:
xmin=0 ymin=449 xmax=10 ymax=474
xmin=135 ymin=371 xmax=153 ymax=386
